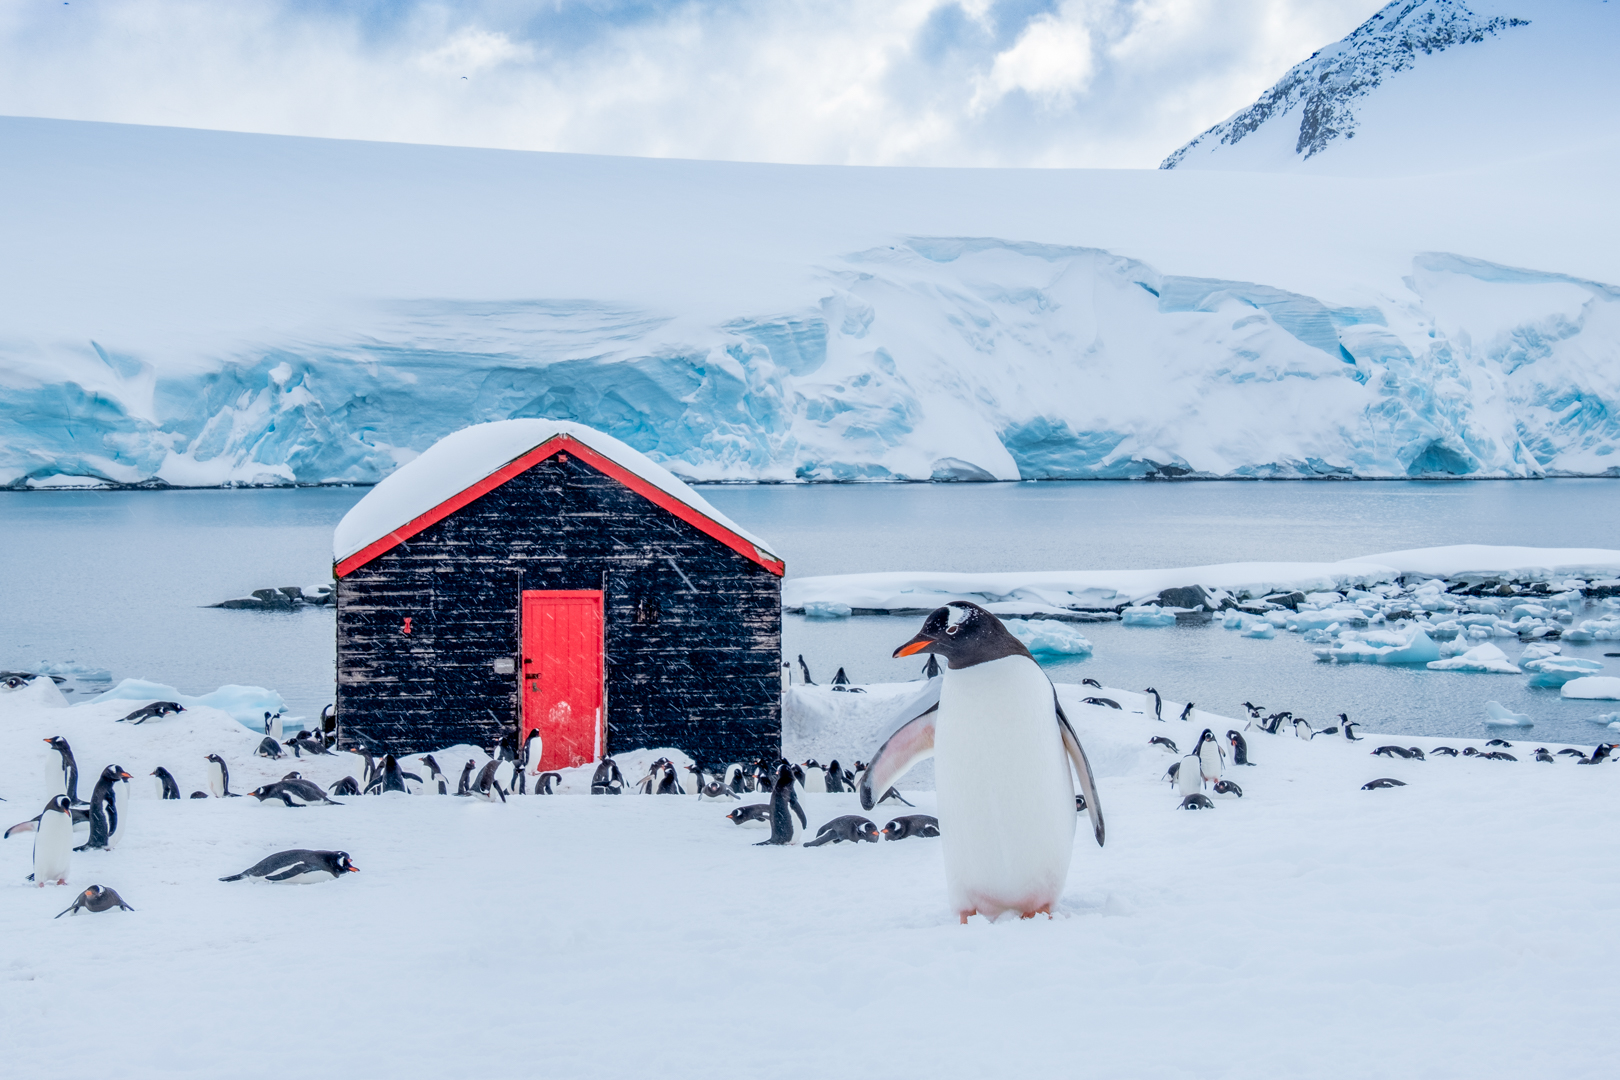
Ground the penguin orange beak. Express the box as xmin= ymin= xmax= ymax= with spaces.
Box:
xmin=347 ymin=865 xmax=360 ymax=872
xmin=893 ymin=634 xmax=935 ymax=658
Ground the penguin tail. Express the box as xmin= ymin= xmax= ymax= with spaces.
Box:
xmin=218 ymin=872 xmax=247 ymax=882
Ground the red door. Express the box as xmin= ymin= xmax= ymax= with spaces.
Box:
xmin=520 ymin=590 xmax=604 ymax=772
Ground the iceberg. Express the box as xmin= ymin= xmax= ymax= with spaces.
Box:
xmin=1426 ymin=644 xmax=1521 ymax=674
xmin=1122 ymin=606 xmax=1177 ymax=628
xmin=1242 ymin=622 xmax=1277 ymax=640
xmin=1561 ymin=677 xmax=1620 ymax=701
xmin=802 ymin=601 xmax=852 ymax=619
xmin=1522 ymin=656 xmax=1604 ymax=688
xmin=90 ymin=678 xmax=291 ymax=730
xmin=1318 ymin=629 xmax=1440 ymax=665
xmin=1483 ymin=701 xmax=1533 ymax=727
xmin=1006 ymin=620 xmax=1094 ymax=659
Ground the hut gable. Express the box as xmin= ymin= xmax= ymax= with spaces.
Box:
xmin=333 ymin=421 xmax=783 ymax=766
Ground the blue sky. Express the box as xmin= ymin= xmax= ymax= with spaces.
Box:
xmin=0 ymin=1 xmax=1385 ymax=167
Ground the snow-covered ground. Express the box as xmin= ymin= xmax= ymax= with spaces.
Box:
xmin=5 ymin=674 xmax=1618 ymax=1078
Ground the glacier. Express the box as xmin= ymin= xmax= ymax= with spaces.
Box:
xmin=3 ymin=112 xmax=1620 ymax=486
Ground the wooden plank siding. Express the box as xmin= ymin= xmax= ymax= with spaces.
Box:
xmin=335 ymin=453 xmax=781 ymax=765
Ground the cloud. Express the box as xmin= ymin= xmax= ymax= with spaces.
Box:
xmin=0 ymin=0 xmax=1384 ymax=167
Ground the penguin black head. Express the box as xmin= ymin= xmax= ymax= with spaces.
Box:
xmin=331 ymin=852 xmax=360 ymax=873
xmin=45 ymin=736 xmax=69 ymax=751
xmin=100 ymin=765 xmax=133 ymax=782
xmin=892 ymin=603 xmax=1030 ymax=669
xmin=1197 ymin=729 xmax=1215 ymax=746
xmin=46 ymin=794 xmax=71 ymax=814
xmin=773 ymin=763 xmax=796 ymax=791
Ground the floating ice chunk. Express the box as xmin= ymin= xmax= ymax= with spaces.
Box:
xmin=802 ymin=601 xmax=852 ymax=619
xmin=31 ymin=660 xmax=113 ymax=680
xmin=1242 ymin=621 xmax=1277 ymax=639
xmin=1483 ymin=700 xmax=1533 ymax=727
xmin=1122 ymin=605 xmax=1177 ymax=627
xmin=1320 ymin=628 xmax=1440 ymax=665
xmin=1561 ymin=676 xmax=1620 ymax=700
xmin=1265 ymin=611 xmax=1289 ymax=627
xmin=1427 ymin=643 xmax=1521 ymax=673
xmin=1523 ymin=656 xmax=1603 ymax=687
xmin=1564 ymin=629 xmax=1596 ymax=642
xmin=1521 ymin=642 xmax=1562 ymax=661
xmin=1585 ymin=712 xmax=1619 ymax=725
xmin=90 ymin=678 xmax=289 ymax=729
xmin=1290 ymin=606 xmax=1363 ymax=631
xmin=1006 ymin=619 xmax=1094 ymax=658
xmin=1222 ymin=610 xmax=1246 ymax=630
xmin=1305 ymin=591 xmax=1343 ymax=605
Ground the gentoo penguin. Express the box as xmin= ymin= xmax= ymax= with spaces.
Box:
xmin=151 ymin=767 xmax=182 ymax=800
xmin=1083 ymin=697 xmax=1122 ymax=709
xmin=797 ymin=655 xmax=815 ymax=685
xmin=1486 ymin=738 xmax=1513 ymax=748
xmin=880 ymin=814 xmax=939 ymax=840
xmin=189 ymin=791 xmax=209 ymax=799
xmin=267 ymin=710 xmax=285 ymax=743
xmin=727 ymin=804 xmax=772 ymax=828
xmin=1241 ymin=702 xmax=1264 ymax=719
xmin=245 ymin=779 xmax=343 ymax=807
xmin=1339 ymin=714 xmax=1361 ymax=741
xmin=419 ymin=755 xmax=449 ymax=795
xmin=698 ymin=781 xmax=739 ymax=801
xmin=1258 ymin=712 xmax=1290 ymax=735
xmin=1178 ymin=794 xmax=1215 ymax=809
xmin=77 ymin=765 xmax=132 ymax=851
xmin=1143 ymin=687 xmax=1164 ymax=721
xmin=831 ymin=667 xmax=864 ymax=692
xmin=1362 ymin=778 xmax=1406 ymax=790
xmin=755 ymin=764 xmax=807 ymax=846
xmin=799 ymin=760 xmax=828 ymax=794
xmin=1211 ymin=779 xmax=1243 ymax=798
xmin=1557 ymin=748 xmax=1584 ymax=758
xmin=32 ymin=795 xmax=73 ymax=885
xmin=45 ymin=736 xmax=82 ymax=804
xmin=723 ymin=763 xmax=748 ymax=795
xmin=1194 ymin=729 xmax=1224 ymax=785
xmin=55 ymin=884 xmax=135 ymax=917
xmin=255 ymin=737 xmax=285 ymax=760
xmin=652 ymin=761 xmax=683 ymax=795
xmin=205 ymin=754 xmax=237 ymax=797
xmin=923 ymin=654 xmax=942 ymax=679
xmin=329 ymin=776 xmax=362 ymax=796
xmin=220 ymin=849 xmax=358 ymax=884
xmin=1082 ymin=678 xmax=1102 ymax=689
xmin=1293 ymin=718 xmax=1314 ymax=740
xmin=1482 ymin=751 xmax=1518 ymax=761
xmin=520 ymin=730 xmax=543 ymax=780
xmin=1371 ymin=746 xmax=1416 ymax=759
xmin=684 ymin=762 xmax=714 ymax=796
xmin=455 ymin=759 xmax=476 ymax=796
xmin=824 ymin=760 xmax=848 ymax=793
xmin=1149 ymin=736 xmax=1179 ymax=754
xmin=865 ymin=603 xmax=1104 ymax=921
xmin=1431 ymin=746 xmax=1460 ymax=757
xmin=1578 ymin=744 xmax=1618 ymax=764
xmin=536 ymin=772 xmax=563 ymax=795
xmin=1179 ymin=702 xmax=1195 ymax=722
xmin=1534 ymin=748 xmax=1556 ymax=763
xmin=1175 ymin=753 xmax=1203 ymax=798
xmin=1226 ymin=730 xmax=1253 ymax=766
xmin=365 ymin=754 xmax=420 ymax=795
xmin=804 ymin=815 xmax=879 ymax=846
xmin=1461 ymin=747 xmax=1480 ymax=757
xmin=591 ymin=758 xmax=625 ymax=795
xmin=290 ymin=731 xmax=333 ymax=757
xmin=473 ymin=760 xmax=508 ymax=802
xmin=118 ymin=700 xmax=184 ymax=724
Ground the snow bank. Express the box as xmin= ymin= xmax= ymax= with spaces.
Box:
xmin=90 ymin=679 xmax=291 ymax=731
xmin=333 ymin=419 xmax=778 ymax=566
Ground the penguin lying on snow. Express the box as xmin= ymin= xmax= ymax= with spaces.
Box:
xmin=727 ymin=804 xmax=771 ymax=828
xmin=1149 ymin=736 xmax=1179 ymax=755
xmin=1362 ymin=778 xmax=1406 ymax=790
xmin=1486 ymin=738 xmax=1513 ymax=748
xmin=246 ymin=779 xmax=343 ymax=807
xmin=1371 ymin=746 xmax=1423 ymax=760
xmin=1430 ymin=747 xmax=1460 ymax=757
xmin=863 ymin=603 xmax=1104 ymax=922
xmin=881 ymin=814 xmax=939 ymax=840
xmin=118 ymin=701 xmax=184 ymax=724
xmin=56 ymin=884 xmax=134 ymax=917
xmin=255 ymin=737 xmax=285 ymax=760
xmin=220 ymin=850 xmax=358 ymax=884
xmin=1178 ymin=794 xmax=1215 ymax=809
xmin=804 ymin=815 xmax=878 ymax=846
xmin=1211 ymin=780 xmax=1242 ymax=798
xmin=1083 ymin=697 xmax=1121 ymax=709
xmin=329 ymin=777 xmax=362 ymax=796
xmin=1535 ymin=748 xmax=1556 ymax=763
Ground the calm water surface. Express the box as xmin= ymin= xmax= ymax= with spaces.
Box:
xmin=2 ymin=481 xmax=1617 ymax=743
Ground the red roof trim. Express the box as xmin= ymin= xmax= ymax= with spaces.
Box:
xmin=335 ymin=435 xmax=784 ymax=579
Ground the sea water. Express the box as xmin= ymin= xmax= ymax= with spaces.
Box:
xmin=2 ymin=480 xmax=1617 ymax=742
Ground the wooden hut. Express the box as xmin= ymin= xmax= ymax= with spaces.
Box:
xmin=331 ymin=420 xmax=784 ymax=770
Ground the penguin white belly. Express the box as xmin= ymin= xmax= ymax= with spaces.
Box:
xmin=34 ymin=813 xmax=73 ymax=885
xmin=207 ymin=761 xmax=226 ymax=797
xmin=803 ymin=768 xmax=826 ymax=794
xmin=1198 ymin=744 xmax=1222 ymax=783
xmin=934 ymin=656 xmax=1075 ymax=919
xmin=1176 ymin=755 xmax=1202 ymax=796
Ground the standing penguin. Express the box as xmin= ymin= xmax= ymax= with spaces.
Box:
xmin=1340 ymin=714 xmax=1361 ymax=741
xmin=797 ymin=655 xmax=816 ymax=685
xmin=455 ymin=759 xmax=476 ymax=796
xmin=45 ymin=737 xmax=83 ymax=804
xmin=31 ymin=795 xmax=73 ymax=886
xmin=520 ymin=731 xmax=543 ymax=782
xmin=1176 ymin=753 xmax=1203 ymax=798
xmin=863 ymin=603 xmax=1104 ymax=922
xmin=756 ymin=764 xmax=807 ymax=846
xmin=1143 ymin=688 xmax=1164 ymax=722
xmin=77 ymin=765 xmax=133 ymax=851
xmin=1226 ymin=730 xmax=1254 ymax=766
xmin=151 ymin=767 xmax=182 ymax=800
xmin=420 ymin=755 xmax=449 ymax=795
xmin=1179 ymin=702 xmax=1195 ymax=722
xmin=205 ymin=755 xmax=237 ymax=797
xmin=799 ymin=760 xmax=828 ymax=794
xmin=1194 ymin=730 xmax=1224 ymax=786
xmin=590 ymin=758 xmax=625 ymax=795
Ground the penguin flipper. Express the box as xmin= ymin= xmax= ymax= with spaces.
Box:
xmin=1054 ymin=695 xmax=1106 ymax=848
xmin=859 ymin=684 xmax=941 ymax=811
xmin=789 ymin=788 xmax=807 ymax=831
xmin=5 ymin=816 xmax=41 ymax=838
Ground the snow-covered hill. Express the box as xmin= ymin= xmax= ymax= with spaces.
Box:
xmin=1162 ymin=0 xmax=1618 ymax=175
xmin=2 ymin=115 xmax=1620 ymax=485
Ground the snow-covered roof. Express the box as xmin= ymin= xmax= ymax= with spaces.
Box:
xmin=334 ymin=420 xmax=782 ymax=576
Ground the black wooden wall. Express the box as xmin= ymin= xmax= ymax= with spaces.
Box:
xmin=335 ymin=454 xmax=782 ymax=764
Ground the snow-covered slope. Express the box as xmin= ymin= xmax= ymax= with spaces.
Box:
xmin=3 ymin=115 xmax=1620 ymax=485
xmin=1162 ymin=0 xmax=1618 ymax=175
